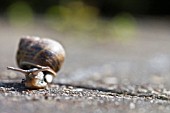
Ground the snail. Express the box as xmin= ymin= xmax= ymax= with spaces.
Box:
xmin=7 ymin=36 xmax=65 ymax=89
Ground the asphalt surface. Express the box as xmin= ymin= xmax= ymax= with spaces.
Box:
xmin=1 ymin=18 xmax=170 ymax=113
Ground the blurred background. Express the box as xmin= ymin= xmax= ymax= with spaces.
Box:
xmin=1 ymin=0 xmax=170 ymax=88
xmin=1 ymin=0 xmax=170 ymax=36
xmin=0 ymin=0 xmax=170 ymax=39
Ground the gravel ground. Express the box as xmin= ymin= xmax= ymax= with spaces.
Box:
xmin=1 ymin=18 xmax=170 ymax=113
xmin=0 ymin=80 xmax=170 ymax=113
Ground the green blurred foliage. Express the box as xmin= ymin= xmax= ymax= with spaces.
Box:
xmin=4 ymin=0 xmax=137 ymax=42
xmin=45 ymin=1 xmax=136 ymax=42
xmin=110 ymin=13 xmax=136 ymax=42
xmin=6 ymin=1 xmax=34 ymax=27
xmin=46 ymin=1 xmax=99 ymax=32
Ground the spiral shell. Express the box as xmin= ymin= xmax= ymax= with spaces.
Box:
xmin=16 ymin=36 xmax=65 ymax=76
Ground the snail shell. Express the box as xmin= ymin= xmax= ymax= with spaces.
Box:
xmin=7 ymin=36 xmax=65 ymax=89
xmin=17 ymin=36 xmax=65 ymax=76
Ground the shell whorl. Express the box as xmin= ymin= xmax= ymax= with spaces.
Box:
xmin=16 ymin=36 xmax=65 ymax=76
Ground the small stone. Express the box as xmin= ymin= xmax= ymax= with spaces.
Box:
xmin=0 ymin=87 xmax=6 ymax=92
xmin=72 ymin=88 xmax=84 ymax=92
xmin=129 ymin=102 xmax=135 ymax=109
xmin=68 ymin=86 xmax=74 ymax=89
xmin=115 ymin=101 xmax=120 ymax=106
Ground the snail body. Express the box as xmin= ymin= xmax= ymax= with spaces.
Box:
xmin=7 ymin=36 xmax=65 ymax=89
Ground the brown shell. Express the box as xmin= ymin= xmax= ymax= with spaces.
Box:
xmin=16 ymin=36 xmax=65 ymax=76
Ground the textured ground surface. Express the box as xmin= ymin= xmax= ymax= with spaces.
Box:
xmin=1 ymin=18 xmax=170 ymax=113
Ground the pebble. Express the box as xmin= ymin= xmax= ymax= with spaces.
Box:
xmin=0 ymin=87 xmax=6 ymax=92
xmin=129 ymin=102 xmax=135 ymax=109
xmin=72 ymin=88 xmax=84 ymax=92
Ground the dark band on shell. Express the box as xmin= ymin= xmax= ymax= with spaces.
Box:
xmin=16 ymin=36 xmax=65 ymax=76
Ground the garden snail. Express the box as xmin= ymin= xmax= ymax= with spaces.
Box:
xmin=7 ymin=36 xmax=65 ymax=89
